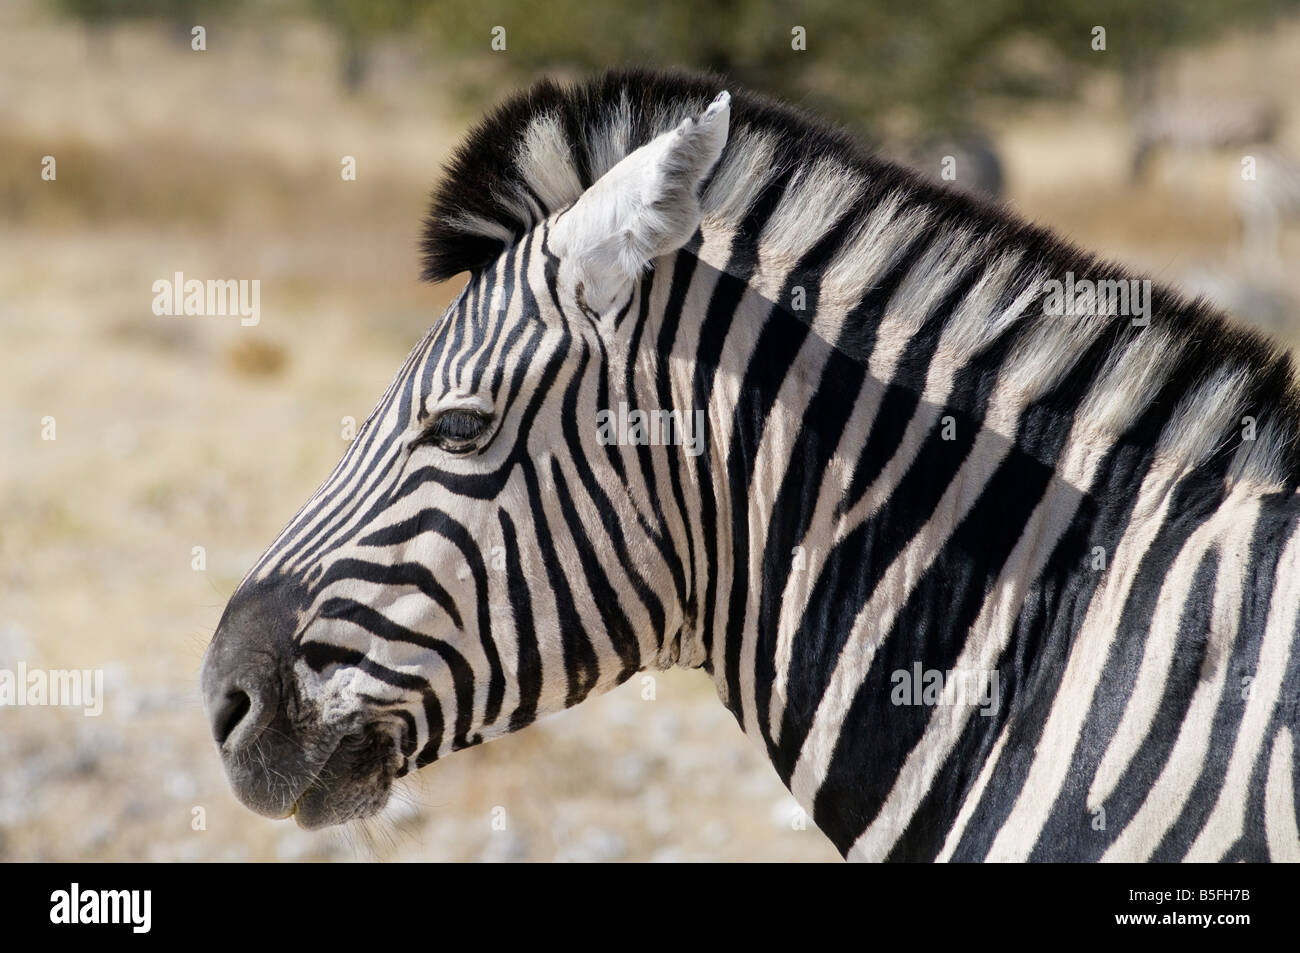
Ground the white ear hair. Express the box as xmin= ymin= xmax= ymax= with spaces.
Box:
xmin=550 ymin=91 xmax=731 ymax=314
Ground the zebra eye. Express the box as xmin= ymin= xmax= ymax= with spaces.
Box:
xmin=420 ymin=409 xmax=491 ymax=453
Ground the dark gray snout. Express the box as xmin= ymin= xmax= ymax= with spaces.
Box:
xmin=201 ymin=574 xmax=400 ymax=828
xmin=200 ymin=577 xmax=314 ymax=820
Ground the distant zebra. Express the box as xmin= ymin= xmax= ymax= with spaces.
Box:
xmin=1131 ymin=97 xmax=1279 ymax=181
xmin=1234 ymin=147 xmax=1300 ymax=263
xmin=896 ymin=130 xmax=1005 ymax=199
xmin=201 ymin=69 xmax=1300 ymax=861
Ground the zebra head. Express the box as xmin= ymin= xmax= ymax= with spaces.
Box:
xmin=201 ymin=85 xmax=732 ymax=829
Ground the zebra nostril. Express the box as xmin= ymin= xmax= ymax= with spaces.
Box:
xmin=213 ymin=689 xmax=252 ymax=746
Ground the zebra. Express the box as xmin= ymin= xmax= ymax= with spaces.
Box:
xmin=1130 ymin=97 xmax=1279 ymax=182
xmin=1233 ymin=146 xmax=1300 ymax=265
xmin=201 ymin=67 xmax=1300 ymax=862
xmin=895 ymin=130 xmax=1005 ymax=200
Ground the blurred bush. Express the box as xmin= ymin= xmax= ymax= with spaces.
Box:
xmin=48 ymin=0 xmax=1300 ymax=135
xmin=321 ymin=0 xmax=1300 ymax=136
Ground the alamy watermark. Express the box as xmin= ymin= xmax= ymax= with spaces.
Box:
xmin=0 ymin=662 xmax=103 ymax=716
xmin=1042 ymin=271 xmax=1151 ymax=327
xmin=890 ymin=663 xmax=1000 ymax=717
xmin=50 ymin=883 xmax=151 ymax=933
xmin=152 ymin=271 xmax=260 ymax=326
xmin=596 ymin=402 xmax=707 ymax=457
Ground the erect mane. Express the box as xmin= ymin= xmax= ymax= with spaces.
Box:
xmin=420 ymin=67 xmax=1300 ymax=487
xmin=420 ymin=66 xmax=920 ymax=283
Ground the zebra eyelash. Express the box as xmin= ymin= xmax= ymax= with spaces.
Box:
xmin=415 ymin=408 xmax=495 ymax=454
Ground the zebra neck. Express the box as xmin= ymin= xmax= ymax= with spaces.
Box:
xmin=656 ymin=215 xmax=1300 ymax=858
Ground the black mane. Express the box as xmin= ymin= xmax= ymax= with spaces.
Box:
xmin=421 ymin=66 xmax=979 ymax=282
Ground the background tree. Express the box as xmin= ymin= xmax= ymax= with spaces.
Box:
xmin=301 ymin=0 xmax=432 ymax=92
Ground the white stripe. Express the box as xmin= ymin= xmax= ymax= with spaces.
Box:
xmin=985 ymin=463 xmax=1182 ymax=861
xmin=1098 ymin=495 xmax=1261 ymax=861
xmin=936 ymin=725 xmax=1009 ymax=861
xmin=789 ymin=373 xmax=1036 ymax=811
xmin=1185 ymin=520 xmax=1300 ymax=860
xmin=1087 ymin=491 xmax=1247 ymax=810
xmin=847 ymin=426 xmax=1110 ymax=861
xmin=1264 ymin=726 xmax=1300 ymax=862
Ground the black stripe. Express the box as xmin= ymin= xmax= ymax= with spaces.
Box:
xmin=500 ymin=510 xmax=542 ymax=731
xmin=519 ymin=457 xmax=600 ymax=707
xmin=355 ymin=509 xmax=506 ymax=726
xmin=1030 ymin=463 xmax=1230 ymax=861
xmin=1152 ymin=491 xmax=1300 ymax=859
xmin=948 ymin=389 xmax=1222 ymax=860
xmin=315 ymin=558 xmax=463 ymax=631
xmin=316 ymin=597 xmax=479 ymax=750
xmin=548 ymin=456 xmax=642 ymax=677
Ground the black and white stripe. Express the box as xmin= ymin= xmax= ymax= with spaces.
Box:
xmin=211 ymin=68 xmax=1300 ymax=859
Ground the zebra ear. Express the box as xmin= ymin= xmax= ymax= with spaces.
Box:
xmin=550 ymin=91 xmax=731 ymax=314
